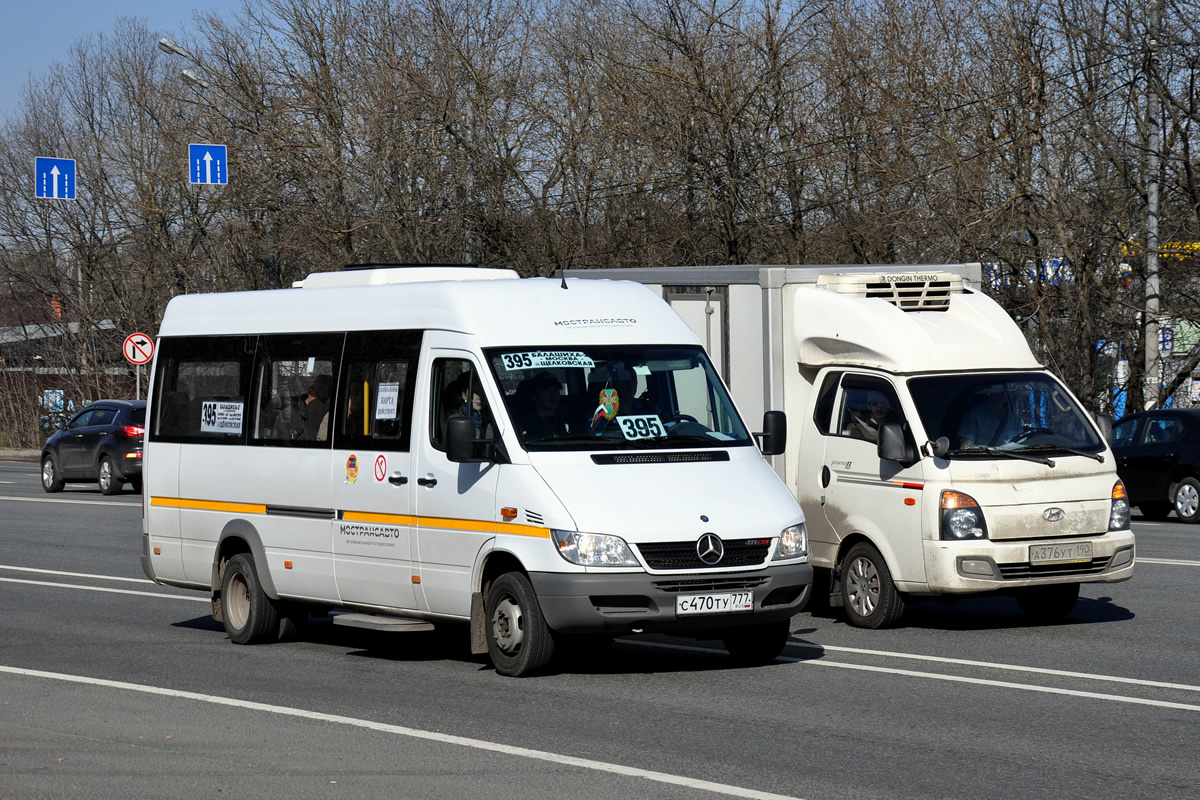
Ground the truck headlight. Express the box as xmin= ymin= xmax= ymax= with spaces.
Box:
xmin=551 ymin=529 xmax=640 ymax=567
xmin=1109 ymin=481 xmax=1130 ymax=530
xmin=773 ymin=523 xmax=808 ymax=560
xmin=941 ymin=490 xmax=988 ymax=540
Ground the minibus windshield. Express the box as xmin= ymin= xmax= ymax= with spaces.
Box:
xmin=484 ymin=345 xmax=753 ymax=450
xmin=908 ymin=372 xmax=1105 ymax=458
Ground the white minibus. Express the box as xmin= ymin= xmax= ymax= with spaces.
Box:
xmin=140 ymin=266 xmax=812 ymax=675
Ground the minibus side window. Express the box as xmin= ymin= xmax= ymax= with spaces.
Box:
xmin=250 ymin=333 xmax=343 ymax=448
xmin=334 ymin=330 xmax=421 ymax=451
xmin=430 ymin=359 xmax=494 ymax=451
xmin=151 ymin=336 xmax=254 ymax=444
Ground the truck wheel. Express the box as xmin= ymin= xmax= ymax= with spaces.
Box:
xmin=98 ymin=456 xmax=122 ymax=495
xmin=41 ymin=455 xmax=64 ymax=493
xmin=1016 ymin=583 xmax=1080 ymax=621
xmin=220 ymin=553 xmax=282 ymax=645
xmin=722 ymin=619 xmax=791 ymax=666
xmin=485 ymin=572 xmax=555 ymax=677
xmin=841 ymin=543 xmax=905 ymax=629
xmin=1173 ymin=478 xmax=1200 ymax=523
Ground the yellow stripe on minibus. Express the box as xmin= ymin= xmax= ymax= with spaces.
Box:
xmin=150 ymin=497 xmax=267 ymax=514
xmin=151 ymin=497 xmax=548 ymax=538
xmin=342 ymin=510 xmax=415 ymax=526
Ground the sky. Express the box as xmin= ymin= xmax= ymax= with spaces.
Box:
xmin=1 ymin=1 xmax=239 ymax=122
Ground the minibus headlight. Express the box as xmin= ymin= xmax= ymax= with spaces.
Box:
xmin=1109 ymin=481 xmax=1130 ymax=531
xmin=773 ymin=523 xmax=808 ymax=560
xmin=551 ymin=530 xmax=640 ymax=567
xmin=941 ymin=490 xmax=987 ymax=540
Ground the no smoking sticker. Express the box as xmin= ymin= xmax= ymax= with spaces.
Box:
xmin=374 ymin=455 xmax=387 ymax=481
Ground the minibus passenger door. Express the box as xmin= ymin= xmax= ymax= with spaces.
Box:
xmin=413 ymin=346 xmax=501 ymax=617
xmin=329 ymin=331 xmax=421 ymax=610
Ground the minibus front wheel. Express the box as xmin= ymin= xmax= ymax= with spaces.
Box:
xmin=220 ymin=553 xmax=282 ymax=645
xmin=485 ymin=572 xmax=555 ymax=677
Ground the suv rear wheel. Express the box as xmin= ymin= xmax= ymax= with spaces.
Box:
xmin=98 ymin=456 xmax=122 ymax=495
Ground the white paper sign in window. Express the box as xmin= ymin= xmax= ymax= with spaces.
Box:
xmin=201 ymin=401 xmax=244 ymax=434
xmin=376 ymin=382 xmax=400 ymax=420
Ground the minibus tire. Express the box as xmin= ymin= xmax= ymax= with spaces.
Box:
xmin=1015 ymin=583 xmax=1079 ymax=621
xmin=722 ymin=619 xmax=791 ymax=666
xmin=220 ymin=553 xmax=282 ymax=645
xmin=485 ymin=572 xmax=555 ymax=677
xmin=841 ymin=543 xmax=905 ymax=629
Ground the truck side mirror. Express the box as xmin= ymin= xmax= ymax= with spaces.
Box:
xmin=1095 ymin=413 xmax=1113 ymax=444
xmin=878 ymin=422 xmax=918 ymax=466
xmin=446 ymin=416 xmax=478 ymax=463
xmin=758 ymin=410 xmax=787 ymax=456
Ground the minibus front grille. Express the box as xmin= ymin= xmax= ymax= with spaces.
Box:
xmin=997 ymin=556 xmax=1112 ymax=579
xmin=637 ymin=539 xmax=770 ymax=570
xmin=591 ymin=451 xmax=730 ymax=465
xmin=652 ymin=576 xmax=769 ymax=593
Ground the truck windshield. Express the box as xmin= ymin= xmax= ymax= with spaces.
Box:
xmin=484 ymin=345 xmax=753 ymax=451
xmin=908 ymin=372 xmax=1105 ymax=458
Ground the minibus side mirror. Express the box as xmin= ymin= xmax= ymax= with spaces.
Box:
xmin=447 ymin=416 xmax=479 ymax=463
xmin=758 ymin=410 xmax=787 ymax=456
xmin=1095 ymin=413 xmax=1113 ymax=444
xmin=878 ymin=422 xmax=918 ymax=466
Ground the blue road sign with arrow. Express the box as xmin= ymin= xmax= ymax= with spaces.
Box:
xmin=189 ymin=143 xmax=228 ymax=185
xmin=35 ymin=157 xmax=76 ymax=200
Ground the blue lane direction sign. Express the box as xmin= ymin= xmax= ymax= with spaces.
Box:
xmin=189 ymin=143 xmax=229 ymax=185
xmin=35 ymin=157 xmax=77 ymax=200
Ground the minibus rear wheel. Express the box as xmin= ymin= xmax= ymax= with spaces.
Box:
xmin=220 ymin=553 xmax=282 ymax=645
xmin=722 ymin=619 xmax=791 ymax=666
xmin=485 ymin=572 xmax=555 ymax=677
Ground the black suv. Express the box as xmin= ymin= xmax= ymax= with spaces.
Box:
xmin=41 ymin=400 xmax=146 ymax=495
xmin=1112 ymin=408 xmax=1200 ymax=522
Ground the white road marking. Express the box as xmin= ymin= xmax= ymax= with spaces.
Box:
xmin=1137 ymin=557 xmax=1200 ymax=567
xmin=0 ymin=577 xmax=207 ymax=602
xmin=0 ymin=564 xmax=153 ymax=584
xmin=0 ymin=665 xmax=803 ymax=800
xmin=648 ymin=642 xmax=1200 ymax=711
xmin=11 ymin=565 xmax=1200 ymax=711
xmin=0 ymin=494 xmax=136 ymax=507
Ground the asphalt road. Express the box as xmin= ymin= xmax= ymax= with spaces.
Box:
xmin=2 ymin=459 xmax=1198 ymax=800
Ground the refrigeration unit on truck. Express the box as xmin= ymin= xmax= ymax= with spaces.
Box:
xmin=563 ymin=263 xmax=1135 ymax=628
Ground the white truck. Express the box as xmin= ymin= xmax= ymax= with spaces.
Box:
xmin=564 ymin=264 xmax=1135 ymax=627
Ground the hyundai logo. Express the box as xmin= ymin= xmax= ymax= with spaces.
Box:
xmin=1043 ymin=507 xmax=1065 ymax=522
xmin=696 ymin=533 xmax=724 ymax=565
